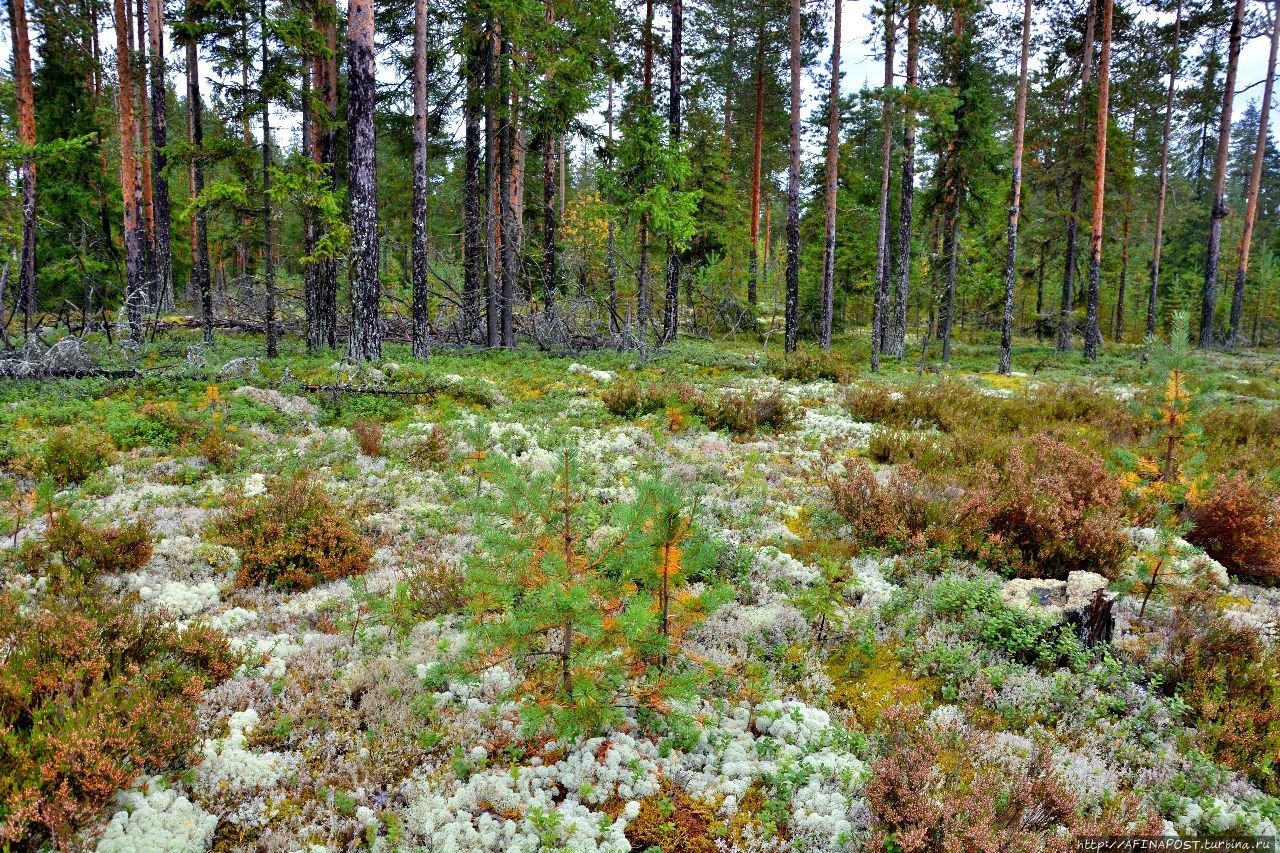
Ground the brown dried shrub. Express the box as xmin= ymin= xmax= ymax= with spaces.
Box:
xmin=1184 ymin=474 xmax=1279 ymax=585
xmin=352 ymin=419 xmax=384 ymax=456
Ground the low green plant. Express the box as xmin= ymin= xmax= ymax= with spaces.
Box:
xmin=40 ymin=427 xmax=114 ymax=486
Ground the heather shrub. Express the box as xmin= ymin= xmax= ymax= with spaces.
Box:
xmin=601 ymin=380 xmax=664 ymax=418
xmin=694 ymin=388 xmax=796 ymax=435
xmin=40 ymin=427 xmax=114 ymax=486
xmin=866 ymin=428 xmax=941 ymax=465
xmin=829 ymin=435 xmax=1130 ymax=579
xmin=1184 ymin=474 xmax=1279 ymax=584
xmin=0 ymin=584 xmax=235 ymax=849
xmin=211 ymin=472 xmax=372 ymax=590
xmin=1158 ymin=587 xmax=1280 ymax=793
xmin=43 ymin=511 xmax=153 ymax=580
xmin=865 ymin=703 xmax=1161 ymax=852
xmin=769 ymin=350 xmax=850 ymax=383
xmin=352 ymin=419 xmax=384 ymax=456
xmin=961 ymin=434 xmax=1131 ymax=579
xmin=404 ymin=425 xmax=452 ymax=469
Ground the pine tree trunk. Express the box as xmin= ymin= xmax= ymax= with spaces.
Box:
xmin=500 ymin=37 xmax=516 ymax=348
xmin=146 ymin=0 xmax=172 ymax=312
xmin=820 ymin=0 xmax=842 ymax=352
xmin=113 ymin=0 xmax=146 ymax=343
xmin=484 ymin=20 xmax=500 ymax=348
xmin=261 ymin=0 xmax=277 ymax=358
xmin=662 ymin=0 xmax=684 ymax=345
xmin=999 ymin=0 xmax=1032 ymax=374
xmin=1198 ymin=0 xmax=1245 ymax=348
xmin=1114 ymin=207 xmax=1129 ymax=342
xmin=9 ymin=0 xmax=37 ymax=332
xmin=346 ymin=0 xmax=381 ymax=360
xmin=747 ymin=21 xmax=765 ymax=308
xmin=411 ymin=0 xmax=431 ymax=357
xmin=1082 ymin=0 xmax=1112 ymax=361
xmin=1147 ymin=0 xmax=1181 ymax=338
xmin=1057 ymin=0 xmax=1096 ymax=352
xmin=134 ymin=0 xmax=156 ymax=306
xmin=1227 ymin=0 xmax=1278 ymax=349
xmin=606 ymin=23 xmax=618 ymax=333
xmin=462 ymin=9 xmax=483 ymax=337
xmin=543 ymin=136 xmax=557 ymax=313
xmin=888 ymin=0 xmax=918 ymax=359
xmin=871 ymin=1 xmax=895 ymax=370
xmin=320 ymin=0 xmax=339 ymax=347
xmin=939 ymin=189 xmax=961 ymax=363
xmin=185 ymin=18 xmax=212 ymax=346
xmin=784 ymin=0 xmax=801 ymax=353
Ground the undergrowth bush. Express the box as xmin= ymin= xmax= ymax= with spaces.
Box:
xmin=693 ymin=389 xmax=796 ymax=435
xmin=43 ymin=511 xmax=153 ymax=580
xmin=404 ymin=425 xmax=452 ymax=469
xmin=1184 ymin=475 xmax=1279 ymax=584
xmin=865 ymin=703 xmax=1162 ymax=851
xmin=769 ymin=351 xmax=850 ymax=384
xmin=352 ymin=419 xmax=384 ymax=456
xmin=0 ymin=583 xmax=235 ymax=848
xmin=601 ymin=380 xmax=665 ymax=418
xmin=40 ymin=427 xmax=114 ymax=486
xmin=829 ymin=434 xmax=1130 ymax=579
xmin=1157 ymin=586 xmax=1280 ymax=793
xmin=211 ymin=472 xmax=372 ymax=590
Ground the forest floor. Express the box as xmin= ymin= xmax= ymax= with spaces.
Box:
xmin=3 ymin=332 xmax=1280 ymax=852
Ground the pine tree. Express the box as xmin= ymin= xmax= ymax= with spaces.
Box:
xmin=410 ymin=0 xmax=431 ymax=358
xmin=999 ymin=0 xmax=1032 ymax=374
xmin=1082 ymin=0 xmax=1112 ymax=360
xmin=346 ymin=0 xmax=381 ymax=360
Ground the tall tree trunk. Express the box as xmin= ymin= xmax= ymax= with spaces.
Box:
xmin=261 ymin=0 xmax=277 ymax=358
xmin=9 ymin=0 xmax=37 ymax=331
xmin=500 ymin=37 xmax=516 ymax=348
xmin=1114 ymin=206 xmax=1130 ymax=342
xmin=888 ymin=0 xmax=918 ymax=359
xmin=999 ymin=0 xmax=1032 ymax=374
xmin=937 ymin=6 xmax=965 ymax=363
xmin=347 ymin=0 xmax=381 ymax=360
xmin=484 ymin=18 xmax=500 ymax=347
xmin=1056 ymin=0 xmax=1096 ymax=352
xmin=819 ymin=0 xmax=842 ymax=351
xmin=784 ymin=0 xmax=801 ymax=353
xmin=1082 ymin=0 xmax=1112 ymax=360
xmin=113 ymin=0 xmax=146 ymax=342
xmin=1198 ymin=0 xmax=1245 ymax=348
xmin=638 ymin=0 xmax=654 ymax=333
xmin=462 ymin=9 xmax=483 ymax=337
xmin=747 ymin=21 xmax=765 ymax=308
xmin=939 ymin=189 xmax=961 ymax=363
xmin=1147 ymin=0 xmax=1182 ymax=338
xmin=134 ymin=0 xmax=156 ymax=305
xmin=1227 ymin=0 xmax=1278 ymax=349
xmin=606 ymin=22 xmax=618 ymax=332
xmin=146 ymin=0 xmax=172 ymax=311
xmin=320 ymin=0 xmax=339 ymax=347
xmin=871 ymin=1 xmax=895 ymax=370
xmin=411 ymin=0 xmax=431 ymax=357
xmin=543 ymin=138 xmax=557 ymax=313
xmin=185 ymin=15 xmax=212 ymax=346
xmin=662 ymin=0 xmax=684 ymax=344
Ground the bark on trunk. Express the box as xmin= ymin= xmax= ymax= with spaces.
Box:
xmin=146 ymin=0 xmax=172 ymax=311
xmin=820 ymin=0 xmax=842 ymax=351
xmin=888 ymin=0 xmax=919 ymax=359
xmin=1114 ymin=206 xmax=1130 ymax=342
xmin=870 ymin=1 xmax=895 ymax=370
xmin=543 ymin=136 xmax=557 ymax=313
xmin=307 ymin=0 xmax=339 ymax=350
xmin=747 ymin=21 xmax=765 ymax=307
xmin=784 ymin=0 xmax=801 ymax=353
xmin=1082 ymin=0 xmax=1112 ymax=360
xmin=1198 ymin=0 xmax=1245 ymax=348
xmin=411 ymin=0 xmax=431 ymax=357
xmin=462 ymin=10 xmax=483 ymax=336
xmin=1056 ymin=0 xmax=1097 ymax=352
xmin=261 ymin=0 xmax=277 ymax=358
xmin=606 ymin=24 xmax=618 ymax=332
xmin=134 ymin=0 xmax=156 ymax=304
xmin=9 ymin=0 xmax=37 ymax=331
xmin=1147 ymin=0 xmax=1182 ymax=338
xmin=347 ymin=0 xmax=381 ymax=360
xmin=500 ymin=37 xmax=516 ymax=348
xmin=483 ymin=19 xmax=500 ymax=347
xmin=113 ymin=0 xmax=146 ymax=343
xmin=1227 ymin=0 xmax=1278 ymax=349
xmin=662 ymin=0 xmax=684 ymax=344
xmin=185 ymin=17 xmax=212 ymax=346
xmin=999 ymin=0 xmax=1032 ymax=374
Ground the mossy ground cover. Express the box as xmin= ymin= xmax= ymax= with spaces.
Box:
xmin=2 ymin=328 xmax=1279 ymax=850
